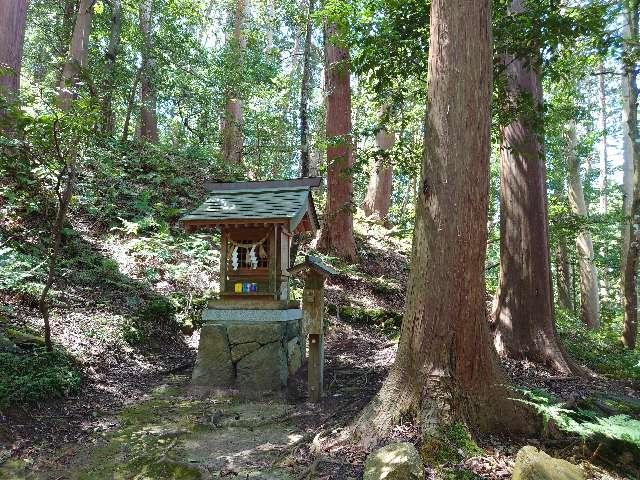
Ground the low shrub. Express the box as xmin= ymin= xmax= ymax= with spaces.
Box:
xmin=0 ymin=348 xmax=81 ymax=407
xmin=556 ymin=309 xmax=640 ymax=381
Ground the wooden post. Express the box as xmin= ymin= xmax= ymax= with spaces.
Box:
xmin=303 ymin=271 xmax=324 ymax=402
xmin=308 ymin=333 xmax=323 ymax=402
xmin=288 ymin=255 xmax=336 ymax=403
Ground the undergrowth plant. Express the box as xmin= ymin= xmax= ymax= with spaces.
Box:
xmin=0 ymin=348 xmax=81 ymax=408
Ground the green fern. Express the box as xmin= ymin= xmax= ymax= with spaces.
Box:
xmin=515 ymin=389 xmax=640 ymax=448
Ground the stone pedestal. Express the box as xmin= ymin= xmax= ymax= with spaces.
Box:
xmin=192 ymin=309 xmax=304 ymax=392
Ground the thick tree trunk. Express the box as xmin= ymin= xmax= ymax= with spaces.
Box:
xmin=362 ymin=125 xmax=395 ymax=222
xmin=556 ymin=238 xmax=574 ymax=311
xmin=299 ymin=0 xmax=314 ymax=177
xmin=353 ymin=0 xmax=532 ymax=444
xmin=139 ymin=0 xmax=159 ymax=142
xmin=622 ymin=5 xmax=640 ymax=349
xmin=102 ymin=0 xmax=122 ymax=136
xmin=565 ymin=122 xmax=600 ymax=329
xmin=58 ymin=0 xmax=92 ymax=109
xmin=221 ymin=0 xmax=248 ymax=163
xmin=492 ymin=0 xmax=578 ymax=374
xmin=316 ymin=23 xmax=357 ymax=261
xmin=0 ymin=0 xmax=28 ymax=112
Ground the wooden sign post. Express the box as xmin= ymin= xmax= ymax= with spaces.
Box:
xmin=288 ymin=255 xmax=336 ymax=403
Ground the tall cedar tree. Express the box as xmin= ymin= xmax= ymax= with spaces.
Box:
xmin=299 ymin=0 xmax=314 ymax=177
xmin=316 ymin=23 xmax=357 ymax=261
xmin=221 ymin=0 xmax=247 ymax=163
xmin=565 ymin=122 xmax=600 ymax=329
xmin=622 ymin=1 xmax=640 ymax=349
xmin=102 ymin=0 xmax=122 ymax=135
xmin=491 ymin=0 xmax=580 ymax=374
xmin=139 ymin=0 xmax=159 ymax=142
xmin=0 ymin=0 xmax=28 ymax=123
xmin=352 ymin=0 xmax=532 ymax=443
xmin=362 ymin=108 xmax=395 ymax=223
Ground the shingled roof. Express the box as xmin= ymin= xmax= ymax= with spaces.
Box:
xmin=181 ymin=178 xmax=321 ymax=233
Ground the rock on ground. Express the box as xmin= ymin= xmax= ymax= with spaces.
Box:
xmin=512 ymin=446 xmax=584 ymax=480
xmin=363 ymin=442 xmax=425 ymax=480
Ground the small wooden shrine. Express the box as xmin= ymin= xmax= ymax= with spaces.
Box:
xmin=182 ymin=178 xmax=321 ymax=304
xmin=181 ymin=178 xmax=322 ymax=393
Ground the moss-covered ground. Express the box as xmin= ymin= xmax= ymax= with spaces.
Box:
xmin=4 ymin=377 xmax=300 ymax=480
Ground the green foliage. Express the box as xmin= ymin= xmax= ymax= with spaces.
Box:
xmin=557 ymin=309 xmax=640 ymax=381
xmin=517 ymin=389 xmax=640 ymax=449
xmin=0 ymin=245 xmax=44 ymax=296
xmin=0 ymin=349 xmax=81 ymax=407
xmin=123 ymin=297 xmax=179 ymax=345
xmin=334 ymin=305 xmax=403 ymax=338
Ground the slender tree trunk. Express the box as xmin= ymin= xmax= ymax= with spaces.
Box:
xmin=622 ymin=3 xmax=640 ymax=349
xmin=362 ymin=117 xmax=395 ymax=222
xmin=492 ymin=0 xmax=579 ymax=374
xmin=221 ymin=0 xmax=247 ymax=163
xmin=0 ymin=0 xmax=28 ymax=126
xmin=299 ymin=0 xmax=314 ymax=177
xmin=598 ymin=64 xmax=609 ymax=214
xmin=102 ymin=0 xmax=122 ymax=136
xmin=58 ymin=0 xmax=92 ymax=109
xmin=139 ymin=0 xmax=159 ymax=142
xmin=316 ymin=23 xmax=357 ymax=261
xmin=353 ymin=0 xmax=533 ymax=444
xmin=556 ymin=238 xmax=574 ymax=311
xmin=122 ymin=67 xmax=142 ymax=142
xmin=39 ymin=153 xmax=77 ymax=352
xmin=42 ymin=0 xmax=91 ymax=351
xmin=565 ymin=122 xmax=600 ymax=329
xmin=56 ymin=0 xmax=77 ymax=83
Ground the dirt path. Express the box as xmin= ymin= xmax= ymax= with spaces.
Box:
xmin=0 ymin=320 xmax=393 ymax=480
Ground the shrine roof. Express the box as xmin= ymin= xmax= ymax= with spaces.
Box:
xmin=181 ymin=178 xmax=321 ymax=233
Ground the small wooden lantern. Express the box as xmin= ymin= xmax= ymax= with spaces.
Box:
xmin=288 ymin=255 xmax=336 ymax=402
xmin=181 ymin=178 xmax=321 ymax=303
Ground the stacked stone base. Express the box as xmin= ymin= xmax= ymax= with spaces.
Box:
xmin=192 ymin=312 xmax=304 ymax=392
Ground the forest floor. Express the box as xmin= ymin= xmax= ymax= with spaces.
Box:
xmin=1 ymin=213 xmax=640 ymax=479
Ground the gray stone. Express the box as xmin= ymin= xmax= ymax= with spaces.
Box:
xmin=285 ymin=320 xmax=300 ymax=340
xmin=512 ymin=446 xmax=584 ymax=480
xmin=286 ymin=337 xmax=302 ymax=376
xmin=192 ymin=324 xmax=234 ymax=387
xmin=231 ymin=341 xmax=261 ymax=362
xmin=363 ymin=442 xmax=424 ymax=480
xmin=227 ymin=323 xmax=284 ymax=345
xmin=236 ymin=342 xmax=288 ymax=391
xmin=202 ymin=309 xmax=302 ymax=322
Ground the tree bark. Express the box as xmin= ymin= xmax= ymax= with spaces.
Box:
xmin=556 ymin=238 xmax=574 ymax=311
xmin=362 ymin=122 xmax=395 ymax=223
xmin=352 ymin=0 xmax=532 ymax=444
xmin=0 ymin=0 xmax=28 ymax=119
xmin=299 ymin=0 xmax=314 ymax=177
xmin=58 ymin=0 xmax=92 ymax=109
xmin=565 ymin=122 xmax=600 ymax=329
xmin=316 ymin=23 xmax=357 ymax=261
xmin=102 ymin=0 xmax=122 ymax=136
xmin=221 ymin=0 xmax=248 ymax=163
xmin=139 ymin=0 xmax=159 ymax=142
xmin=598 ymin=63 xmax=609 ymax=214
xmin=622 ymin=3 xmax=640 ymax=349
xmin=492 ymin=0 xmax=579 ymax=374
